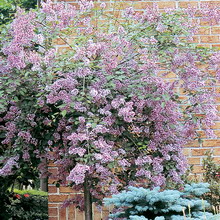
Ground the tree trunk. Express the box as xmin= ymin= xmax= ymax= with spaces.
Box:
xmin=40 ymin=178 xmax=48 ymax=192
xmin=40 ymin=158 xmax=48 ymax=192
xmin=84 ymin=176 xmax=93 ymax=220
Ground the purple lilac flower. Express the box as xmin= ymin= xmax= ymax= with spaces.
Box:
xmin=66 ymin=163 xmax=90 ymax=185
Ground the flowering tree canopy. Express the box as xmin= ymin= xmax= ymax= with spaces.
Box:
xmin=0 ymin=0 xmax=220 ymax=211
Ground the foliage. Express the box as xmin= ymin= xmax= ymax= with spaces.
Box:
xmin=0 ymin=0 xmax=220 ymax=210
xmin=0 ymin=2 xmax=41 ymax=217
xmin=0 ymin=176 xmax=15 ymax=220
xmin=202 ymin=151 xmax=220 ymax=210
xmin=104 ymin=183 xmax=218 ymax=220
xmin=0 ymin=0 xmax=37 ymax=26
xmin=0 ymin=191 xmax=48 ymax=220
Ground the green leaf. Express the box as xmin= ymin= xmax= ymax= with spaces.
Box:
xmin=61 ymin=110 xmax=67 ymax=117
xmin=138 ymin=95 xmax=145 ymax=99
xmin=162 ymin=101 xmax=167 ymax=108
xmin=108 ymin=163 xmax=115 ymax=169
xmin=57 ymin=103 xmax=66 ymax=109
xmin=91 ymin=123 xmax=97 ymax=128
xmin=138 ymin=145 xmax=147 ymax=150
xmin=163 ymin=94 xmax=170 ymax=101
xmin=154 ymin=97 xmax=161 ymax=101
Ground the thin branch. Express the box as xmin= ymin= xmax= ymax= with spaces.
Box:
xmin=58 ymin=35 xmax=74 ymax=50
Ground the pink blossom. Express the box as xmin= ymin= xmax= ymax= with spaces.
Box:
xmin=18 ymin=131 xmax=32 ymax=143
xmin=118 ymin=159 xmax=131 ymax=167
xmin=0 ymin=156 xmax=19 ymax=176
xmin=22 ymin=151 xmax=30 ymax=161
xmin=67 ymin=163 xmax=90 ymax=185
xmin=135 ymin=169 xmax=151 ymax=179
xmin=118 ymin=102 xmax=135 ymax=122
xmin=135 ymin=156 xmax=152 ymax=166
xmin=69 ymin=147 xmax=86 ymax=157
xmin=151 ymin=174 xmax=166 ymax=187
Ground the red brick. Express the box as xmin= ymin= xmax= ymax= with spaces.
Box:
xmin=179 ymin=96 xmax=188 ymax=101
xmin=109 ymin=2 xmax=130 ymax=9
xmin=202 ymin=140 xmax=220 ymax=147
xmin=212 ymin=27 xmax=220 ymax=34
xmin=49 ymin=195 xmax=68 ymax=202
xmin=185 ymin=140 xmax=200 ymax=147
xmin=196 ymin=131 xmax=206 ymax=139
xmin=48 ymin=178 xmax=57 ymax=184
xmin=48 ymin=168 xmax=58 ymax=175
xmin=159 ymin=71 xmax=176 ymax=79
xmin=59 ymin=207 xmax=66 ymax=220
xmin=200 ymin=19 xmax=218 ymax=26
xmin=59 ymin=186 xmax=76 ymax=193
xmin=49 ymin=217 xmax=58 ymax=220
xmin=192 ymin=165 xmax=204 ymax=174
xmin=192 ymin=148 xmax=210 ymax=156
xmin=49 ymin=204 xmax=59 ymax=208
xmin=93 ymin=204 xmax=102 ymax=220
xmin=68 ymin=205 xmax=76 ymax=220
xmin=213 ymin=157 xmax=220 ymax=163
xmin=75 ymin=208 xmax=84 ymax=220
xmin=68 ymin=3 xmax=80 ymax=9
xmin=201 ymin=36 xmax=219 ymax=43
xmin=197 ymin=27 xmax=210 ymax=35
xmin=183 ymin=148 xmax=191 ymax=156
xmin=214 ymin=148 xmax=220 ymax=156
xmin=49 ymin=208 xmax=58 ymax=217
xmin=201 ymin=1 xmax=220 ymax=7
xmin=133 ymin=2 xmax=153 ymax=10
xmin=53 ymin=38 xmax=66 ymax=45
xmin=57 ymin=46 xmax=72 ymax=54
xmin=157 ymin=2 xmax=176 ymax=9
xmin=190 ymin=36 xmax=200 ymax=43
xmin=187 ymin=157 xmax=201 ymax=165
xmin=179 ymin=2 xmax=198 ymax=8
xmin=188 ymin=174 xmax=203 ymax=182
xmin=211 ymin=121 xmax=220 ymax=129
xmin=48 ymin=162 xmax=58 ymax=167
xmin=48 ymin=186 xmax=58 ymax=193
xmin=102 ymin=206 xmax=110 ymax=219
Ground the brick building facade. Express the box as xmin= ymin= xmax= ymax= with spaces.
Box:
xmin=48 ymin=0 xmax=220 ymax=219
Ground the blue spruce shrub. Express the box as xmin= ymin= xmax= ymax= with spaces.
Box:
xmin=209 ymin=214 xmax=220 ymax=220
xmin=105 ymin=183 xmax=218 ymax=220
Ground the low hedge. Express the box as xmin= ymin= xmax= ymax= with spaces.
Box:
xmin=0 ymin=189 xmax=48 ymax=220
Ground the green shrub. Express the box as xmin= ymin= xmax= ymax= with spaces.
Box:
xmin=0 ymin=189 xmax=48 ymax=220
xmin=202 ymin=151 xmax=220 ymax=210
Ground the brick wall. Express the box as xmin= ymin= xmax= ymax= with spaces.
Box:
xmin=49 ymin=0 xmax=220 ymax=219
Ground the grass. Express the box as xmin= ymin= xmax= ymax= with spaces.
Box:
xmin=12 ymin=188 xmax=48 ymax=196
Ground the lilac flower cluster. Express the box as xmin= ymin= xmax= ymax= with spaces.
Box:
xmin=0 ymin=156 xmax=19 ymax=176
xmin=67 ymin=163 xmax=90 ymax=185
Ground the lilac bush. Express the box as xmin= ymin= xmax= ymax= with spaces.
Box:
xmin=0 ymin=0 xmax=220 ymax=215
